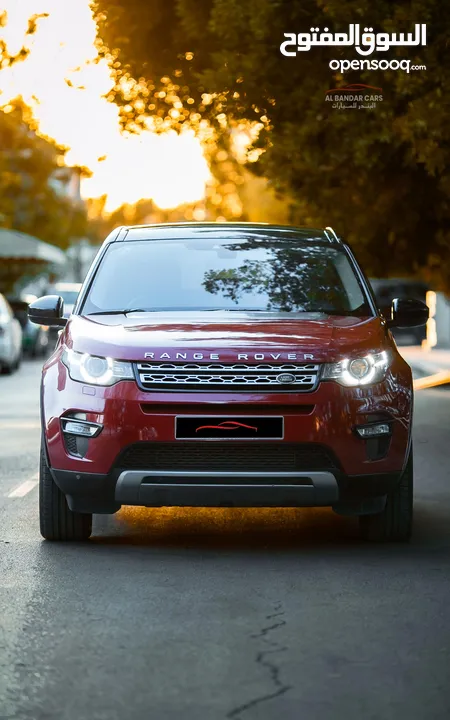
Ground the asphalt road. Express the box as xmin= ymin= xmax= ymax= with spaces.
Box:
xmin=0 ymin=360 xmax=449 ymax=720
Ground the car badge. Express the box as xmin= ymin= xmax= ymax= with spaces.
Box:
xmin=276 ymin=373 xmax=296 ymax=384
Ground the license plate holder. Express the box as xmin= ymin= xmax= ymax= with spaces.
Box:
xmin=175 ymin=416 xmax=284 ymax=440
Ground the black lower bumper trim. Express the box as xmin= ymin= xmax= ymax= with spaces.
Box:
xmin=50 ymin=466 xmax=403 ymax=514
xmin=51 ymin=468 xmax=120 ymax=514
xmin=337 ymin=472 xmax=400 ymax=500
xmin=115 ymin=470 xmax=338 ymax=507
xmin=331 ymin=472 xmax=400 ymax=516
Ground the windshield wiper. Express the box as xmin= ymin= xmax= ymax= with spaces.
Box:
xmin=86 ymin=307 xmax=271 ymax=315
xmin=310 ymin=308 xmax=368 ymax=316
xmin=86 ymin=308 xmax=150 ymax=316
xmin=86 ymin=307 xmax=366 ymax=316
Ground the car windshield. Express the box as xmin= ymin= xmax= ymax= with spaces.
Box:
xmin=81 ymin=238 xmax=372 ymax=315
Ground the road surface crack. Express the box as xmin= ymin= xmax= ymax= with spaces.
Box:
xmin=227 ymin=601 xmax=291 ymax=718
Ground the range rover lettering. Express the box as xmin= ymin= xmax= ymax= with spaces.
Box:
xmin=28 ymin=223 xmax=428 ymax=542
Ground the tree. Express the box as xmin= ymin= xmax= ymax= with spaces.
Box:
xmin=0 ymin=100 xmax=87 ymax=249
xmin=0 ymin=12 xmax=87 ymax=249
xmin=202 ymin=241 xmax=356 ymax=312
xmin=0 ymin=10 xmax=48 ymax=68
xmin=93 ymin=0 xmax=450 ymax=288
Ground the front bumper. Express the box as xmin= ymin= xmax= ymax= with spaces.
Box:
xmin=42 ymin=354 xmax=412 ymax=514
xmin=52 ymin=465 xmax=399 ymax=516
xmin=116 ymin=469 xmax=339 ymax=507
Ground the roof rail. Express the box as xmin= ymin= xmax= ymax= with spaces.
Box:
xmin=324 ymin=226 xmax=341 ymax=243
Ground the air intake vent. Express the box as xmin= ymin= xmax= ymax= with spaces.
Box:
xmin=115 ymin=442 xmax=340 ymax=473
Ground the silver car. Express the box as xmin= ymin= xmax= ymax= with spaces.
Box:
xmin=0 ymin=293 xmax=22 ymax=374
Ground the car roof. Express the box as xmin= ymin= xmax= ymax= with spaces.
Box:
xmin=116 ymin=222 xmax=341 ymax=245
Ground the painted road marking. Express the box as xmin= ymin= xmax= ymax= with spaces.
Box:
xmin=7 ymin=474 xmax=39 ymax=498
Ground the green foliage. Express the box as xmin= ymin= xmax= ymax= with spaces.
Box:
xmin=93 ymin=0 xmax=450 ymax=287
xmin=0 ymin=12 xmax=87 ymax=251
xmin=0 ymin=101 xmax=87 ymax=249
xmin=202 ymin=242 xmax=355 ymax=312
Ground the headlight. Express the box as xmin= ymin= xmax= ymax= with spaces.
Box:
xmin=62 ymin=349 xmax=134 ymax=386
xmin=322 ymin=350 xmax=390 ymax=387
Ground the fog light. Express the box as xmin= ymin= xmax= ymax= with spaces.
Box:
xmin=355 ymin=423 xmax=391 ymax=438
xmin=62 ymin=419 xmax=102 ymax=437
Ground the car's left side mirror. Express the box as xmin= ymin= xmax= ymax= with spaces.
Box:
xmin=28 ymin=295 xmax=67 ymax=327
xmin=387 ymin=297 xmax=429 ymax=328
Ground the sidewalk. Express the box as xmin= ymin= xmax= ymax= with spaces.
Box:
xmin=399 ymin=346 xmax=450 ymax=389
xmin=400 ymin=346 xmax=450 ymax=374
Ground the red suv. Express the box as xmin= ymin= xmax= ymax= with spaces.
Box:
xmin=29 ymin=223 xmax=428 ymax=542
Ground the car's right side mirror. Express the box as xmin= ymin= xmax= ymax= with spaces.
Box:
xmin=28 ymin=295 xmax=67 ymax=327
xmin=387 ymin=297 xmax=429 ymax=328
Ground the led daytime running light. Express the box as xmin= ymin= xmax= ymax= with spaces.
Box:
xmin=80 ymin=353 xmax=114 ymax=385
xmin=323 ymin=350 xmax=390 ymax=387
xmin=62 ymin=348 xmax=133 ymax=386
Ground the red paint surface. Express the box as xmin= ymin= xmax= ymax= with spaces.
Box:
xmin=42 ymin=313 xmax=412 ymax=478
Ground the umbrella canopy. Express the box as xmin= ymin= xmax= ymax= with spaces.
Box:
xmin=0 ymin=229 xmax=67 ymax=294
xmin=0 ymin=228 xmax=66 ymax=265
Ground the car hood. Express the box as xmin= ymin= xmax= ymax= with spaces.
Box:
xmin=64 ymin=311 xmax=387 ymax=363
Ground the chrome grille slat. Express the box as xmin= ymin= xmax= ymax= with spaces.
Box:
xmin=139 ymin=374 xmax=315 ymax=385
xmin=137 ymin=363 xmax=318 ymax=372
xmin=135 ymin=362 xmax=320 ymax=392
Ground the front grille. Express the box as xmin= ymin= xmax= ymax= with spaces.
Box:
xmin=135 ymin=362 xmax=320 ymax=393
xmin=115 ymin=442 xmax=340 ymax=473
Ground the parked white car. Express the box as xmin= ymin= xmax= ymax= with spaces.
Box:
xmin=0 ymin=293 xmax=22 ymax=374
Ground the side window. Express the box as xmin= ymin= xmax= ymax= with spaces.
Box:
xmin=333 ymin=253 xmax=366 ymax=310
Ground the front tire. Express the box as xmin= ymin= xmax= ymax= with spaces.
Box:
xmin=2 ymin=359 xmax=14 ymax=374
xmin=39 ymin=442 xmax=92 ymax=541
xmin=2 ymin=351 xmax=21 ymax=374
xmin=359 ymin=449 xmax=413 ymax=542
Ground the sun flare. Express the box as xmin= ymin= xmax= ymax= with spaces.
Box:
xmin=0 ymin=0 xmax=210 ymax=211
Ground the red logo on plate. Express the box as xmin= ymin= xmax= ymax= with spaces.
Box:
xmin=325 ymin=83 xmax=383 ymax=94
xmin=195 ymin=421 xmax=258 ymax=432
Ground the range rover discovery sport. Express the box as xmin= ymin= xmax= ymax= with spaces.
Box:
xmin=28 ymin=223 xmax=428 ymax=542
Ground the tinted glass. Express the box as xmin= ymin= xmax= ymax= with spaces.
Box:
xmin=81 ymin=238 xmax=371 ymax=315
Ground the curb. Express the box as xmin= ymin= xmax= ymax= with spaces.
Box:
xmin=413 ymin=370 xmax=450 ymax=390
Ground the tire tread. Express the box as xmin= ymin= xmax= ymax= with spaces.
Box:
xmin=40 ymin=442 xmax=92 ymax=541
xmin=359 ymin=450 xmax=413 ymax=542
